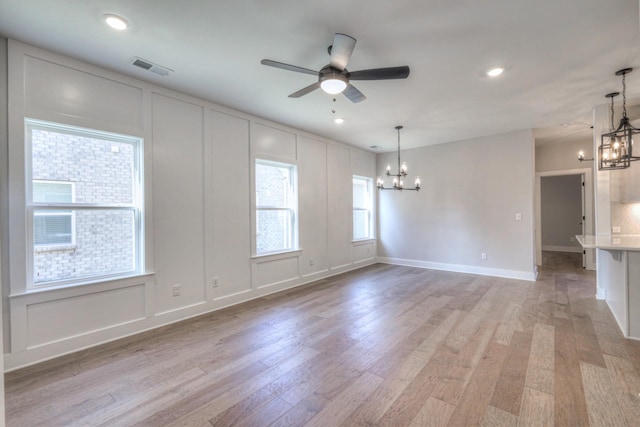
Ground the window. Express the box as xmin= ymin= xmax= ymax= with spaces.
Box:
xmin=33 ymin=180 xmax=75 ymax=246
xmin=353 ymin=176 xmax=373 ymax=240
xmin=255 ymin=159 xmax=298 ymax=254
xmin=26 ymin=119 xmax=143 ymax=286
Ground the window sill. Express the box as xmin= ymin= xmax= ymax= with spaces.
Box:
xmin=251 ymin=248 xmax=303 ymax=261
xmin=351 ymin=238 xmax=376 ymax=245
xmin=11 ymin=272 xmax=155 ymax=301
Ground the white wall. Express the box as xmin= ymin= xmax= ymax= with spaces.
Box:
xmin=0 ymin=35 xmax=8 ymax=426
xmin=540 ymin=175 xmax=582 ymax=252
xmin=377 ymin=130 xmax=536 ymax=281
xmin=3 ymin=40 xmax=376 ymax=370
xmin=535 ymin=138 xmax=593 ymax=173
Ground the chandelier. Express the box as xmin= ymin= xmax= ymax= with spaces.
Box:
xmin=599 ymin=68 xmax=640 ymax=170
xmin=376 ymin=126 xmax=420 ymax=191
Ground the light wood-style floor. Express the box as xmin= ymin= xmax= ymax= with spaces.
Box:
xmin=6 ymin=252 xmax=640 ymax=426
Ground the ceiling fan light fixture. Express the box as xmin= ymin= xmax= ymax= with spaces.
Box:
xmin=104 ymin=14 xmax=128 ymax=31
xmin=320 ymin=73 xmax=348 ymax=94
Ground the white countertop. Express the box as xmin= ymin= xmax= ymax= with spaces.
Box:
xmin=576 ymin=235 xmax=640 ymax=251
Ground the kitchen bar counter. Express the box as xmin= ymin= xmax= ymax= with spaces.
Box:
xmin=576 ymin=234 xmax=640 ymax=251
xmin=577 ymin=234 xmax=640 ymax=340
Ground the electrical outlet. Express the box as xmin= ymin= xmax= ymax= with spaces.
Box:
xmin=212 ymin=277 xmax=219 ymax=287
xmin=309 ymin=257 xmax=314 ymax=266
xmin=481 ymin=252 xmax=487 ymax=260
xmin=612 ymin=226 xmax=621 ymax=233
xmin=172 ymin=284 xmax=181 ymax=297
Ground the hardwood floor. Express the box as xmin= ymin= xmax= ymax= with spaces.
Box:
xmin=6 ymin=252 xmax=640 ymax=426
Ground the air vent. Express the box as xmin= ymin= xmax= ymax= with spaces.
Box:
xmin=131 ymin=57 xmax=173 ymax=76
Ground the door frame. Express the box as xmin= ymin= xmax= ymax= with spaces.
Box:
xmin=535 ymin=167 xmax=595 ymax=270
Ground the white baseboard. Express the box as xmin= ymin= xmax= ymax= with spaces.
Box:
xmin=542 ymin=245 xmax=582 ymax=253
xmin=376 ymin=257 xmax=537 ymax=282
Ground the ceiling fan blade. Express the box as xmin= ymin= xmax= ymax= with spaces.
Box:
xmin=288 ymin=82 xmax=321 ymax=98
xmin=330 ymin=33 xmax=356 ymax=71
xmin=261 ymin=59 xmax=318 ymax=76
xmin=343 ymin=84 xmax=367 ymax=103
xmin=349 ymin=66 xmax=410 ymax=80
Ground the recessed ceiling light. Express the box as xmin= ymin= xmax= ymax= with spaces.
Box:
xmin=486 ymin=67 xmax=504 ymax=77
xmin=104 ymin=14 xmax=128 ymax=31
xmin=334 ymin=117 xmax=344 ymax=124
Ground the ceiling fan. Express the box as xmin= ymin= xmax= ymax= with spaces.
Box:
xmin=261 ymin=33 xmax=410 ymax=103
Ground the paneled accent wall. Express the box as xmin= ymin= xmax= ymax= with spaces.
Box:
xmin=4 ymin=40 xmax=376 ymax=370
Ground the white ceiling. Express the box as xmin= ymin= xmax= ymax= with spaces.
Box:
xmin=0 ymin=0 xmax=639 ymax=151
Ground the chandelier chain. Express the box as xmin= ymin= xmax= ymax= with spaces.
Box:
xmin=622 ymin=72 xmax=627 ymax=119
xmin=610 ymin=94 xmax=615 ymax=131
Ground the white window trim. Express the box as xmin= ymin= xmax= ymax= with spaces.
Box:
xmin=254 ymin=158 xmax=299 ymax=256
xmin=353 ymin=175 xmax=374 ymax=241
xmin=25 ymin=118 xmax=145 ymax=289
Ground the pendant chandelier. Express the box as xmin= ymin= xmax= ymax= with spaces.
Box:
xmin=376 ymin=125 xmax=420 ymax=191
xmin=599 ymin=68 xmax=640 ymax=170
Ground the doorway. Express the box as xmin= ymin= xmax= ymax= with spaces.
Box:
xmin=541 ymin=174 xmax=584 ymax=263
xmin=535 ymin=168 xmax=595 ymax=270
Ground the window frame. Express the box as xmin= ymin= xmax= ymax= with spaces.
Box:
xmin=25 ymin=118 xmax=145 ymax=289
xmin=352 ymin=175 xmax=374 ymax=241
xmin=254 ymin=158 xmax=299 ymax=256
xmin=32 ymin=180 xmax=76 ymax=249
